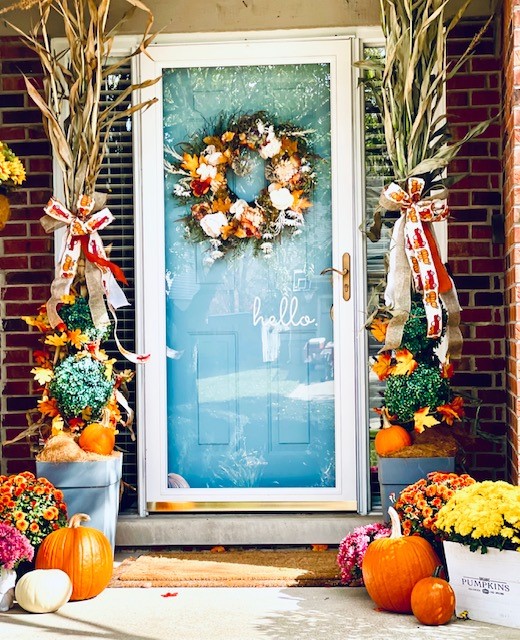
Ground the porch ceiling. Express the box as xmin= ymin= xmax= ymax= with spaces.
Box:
xmin=0 ymin=0 xmax=495 ymax=38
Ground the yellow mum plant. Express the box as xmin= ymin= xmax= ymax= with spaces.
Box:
xmin=436 ymin=481 xmax=520 ymax=554
xmin=0 ymin=141 xmax=26 ymax=190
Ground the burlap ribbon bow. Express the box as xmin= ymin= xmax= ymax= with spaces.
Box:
xmin=379 ymin=177 xmax=463 ymax=359
xmin=41 ymin=194 xmax=149 ymax=364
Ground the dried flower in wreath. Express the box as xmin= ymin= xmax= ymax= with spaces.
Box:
xmin=165 ymin=111 xmax=317 ymax=264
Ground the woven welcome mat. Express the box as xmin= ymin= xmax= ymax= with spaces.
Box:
xmin=109 ymin=548 xmax=342 ymax=588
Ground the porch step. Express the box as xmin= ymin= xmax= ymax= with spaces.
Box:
xmin=115 ymin=512 xmax=379 ymax=547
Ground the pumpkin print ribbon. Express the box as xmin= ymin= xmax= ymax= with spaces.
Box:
xmin=379 ymin=178 xmax=463 ymax=359
xmin=41 ymin=194 xmax=150 ymax=365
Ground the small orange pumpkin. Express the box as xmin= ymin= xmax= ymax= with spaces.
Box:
xmin=35 ymin=513 xmax=113 ymax=601
xmin=374 ymin=411 xmax=412 ymax=456
xmin=411 ymin=566 xmax=456 ymax=625
xmin=362 ymin=507 xmax=440 ymax=613
xmin=78 ymin=422 xmax=116 ymax=455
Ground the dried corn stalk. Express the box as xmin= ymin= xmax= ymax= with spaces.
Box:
xmin=359 ymin=0 xmax=495 ymax=239
xmin=5 ymin=0 xmax=160 ymax=208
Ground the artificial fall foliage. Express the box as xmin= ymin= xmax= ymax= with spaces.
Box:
xmin=371 ymin=296 xmax=464 ymax=454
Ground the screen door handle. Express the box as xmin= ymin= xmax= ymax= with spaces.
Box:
xmin=320 ymin=253 xmax=350 ymax=301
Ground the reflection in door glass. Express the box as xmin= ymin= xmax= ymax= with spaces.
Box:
xmin=162 ymin=63 xmax=336 ymax=489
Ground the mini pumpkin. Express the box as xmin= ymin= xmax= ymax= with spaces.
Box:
xmin=411 ymin=566 xmax=455 ymax=625
xmin=374 ymin=411 xmax=412 ymax=456
xmin=15 ymin=569 xmax=72 ymax=613
xmin=78 ymin=422 xmax=116 ymax=456
xmin=35 ymin=513 xmax=113 ymax=601
xmin=362 ymin=507 xmax=440 ymax=613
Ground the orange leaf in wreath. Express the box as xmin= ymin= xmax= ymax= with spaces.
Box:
xmin=181 ymin=153 xmax=199 ymax=176
xmin=211 ymin=546 xmax=226 ymax=553
xmin=393 ymin=349 xmax=418 ymax=376
xmin=281 ymin=137 xmax=298 ymax=155
xmin=413 ymin=407 xmax=440 ymax=433
xmin=369 ymin=318 xmax=388 ymax=343
xmin=311 ymin=544 xmax=328 ymax=551
xmin=372 ymin=353 xmax=393 ymax=380
xmin=291 ymin=190 xmax=312 ymax=212
xmin=212 ymin=197 xmax=232 ymax=213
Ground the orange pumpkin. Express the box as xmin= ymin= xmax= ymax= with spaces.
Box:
xmin=374 ymin=412 xmax=412 ymax=456
xmin=362 ymin=507 xmax=440 ymax=613
xmin=411 ymin=566 xmax=456 ymax=625
xmin=35 ymin=513 xmax=113 ymax=601
xmin=78 ymin=422 xmax=116 ymax=455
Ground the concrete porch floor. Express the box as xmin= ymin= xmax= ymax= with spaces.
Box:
xmin=2 ymin=570 xmax=519 ymax=640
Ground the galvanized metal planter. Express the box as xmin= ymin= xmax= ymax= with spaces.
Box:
xmin=377 ymin=455 xmax=455 ymax=519
xmin=36 ymin=455 xmax=122 ymax=553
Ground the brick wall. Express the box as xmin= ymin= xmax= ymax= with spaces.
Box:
xmin=0 ymin=18 xmax=511 ymax=482
xmin=503 ymin=0 xmax=520 ymax=485
xmin=446 ymin=17 xmax=508 ymax=481
xmin=0 ymin=38 xmax=53 ymax=475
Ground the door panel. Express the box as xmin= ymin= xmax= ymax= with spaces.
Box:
xmin=139 ymin=38 xmax=359 ymax=508
xmin=165 ymin=62 xmax=334 ymax=489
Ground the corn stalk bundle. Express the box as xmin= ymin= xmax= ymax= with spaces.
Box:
xmin=4 ymin=0 xmax=160 ymax=207
xmin=359 ymin=0 xmax=494 ymax=240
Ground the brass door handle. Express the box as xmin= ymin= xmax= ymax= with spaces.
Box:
xmin=320 ymin=253 xmax=350 ymax=301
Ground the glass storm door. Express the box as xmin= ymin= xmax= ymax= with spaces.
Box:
xmin=139 ymin=38 xmax=360 ymax=510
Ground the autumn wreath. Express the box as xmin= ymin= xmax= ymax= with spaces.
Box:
xmin=165 ymin=111 xmax=317 ymax=263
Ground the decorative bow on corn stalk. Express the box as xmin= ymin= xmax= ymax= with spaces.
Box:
xmin=379 ymin=177 xmax=462 ymax=359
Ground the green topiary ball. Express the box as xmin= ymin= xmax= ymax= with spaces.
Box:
xmin=384 ymin=362 xmax=450 ymax=424
xmin=59 ymin=296 xmax=111 ymax=343
xmin=49 ymin=354 xmax=114 ymax=420
xmin=399 ymin=297 xmax=444 ymax=354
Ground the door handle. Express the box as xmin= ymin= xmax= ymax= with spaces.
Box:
xmin=320 ymin=253 xmax=350 ymax=302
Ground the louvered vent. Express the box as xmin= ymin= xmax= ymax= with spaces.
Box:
xmin=96 ymin=64 xmax=138 ymax=511
xmin=363 ymin=47 xmax=393 ymax=506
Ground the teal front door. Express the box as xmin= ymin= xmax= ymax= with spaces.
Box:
xmin=140 ymin=38 xmax=359 ymax=509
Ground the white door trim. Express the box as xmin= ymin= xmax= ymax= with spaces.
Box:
xmin=134 ymin=31 xmax=369 ymax=515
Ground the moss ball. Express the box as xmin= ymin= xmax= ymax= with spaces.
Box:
xmin=384 ymin=362 xmax=450 ymax=424
xmin=49 ymin=354 xmax=114 ymax=420
xmin=59 ymin=296 xmax=111 ymax=342
xmin=399 ymin=298 xmax=444 ymax=354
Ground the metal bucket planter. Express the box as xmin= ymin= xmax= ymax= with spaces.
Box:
xmin=36 ymin=455 xmax=122 ymax=554
xmin=378 ymin=455 xmax=455 ymax=519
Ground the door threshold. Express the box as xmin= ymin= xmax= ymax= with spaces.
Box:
xmin=115 ymin=512 xmax=377 ymax=547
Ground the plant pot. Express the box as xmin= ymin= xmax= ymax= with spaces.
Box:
xmin=36 ymin=455 xmax=122 ymax=554
xmin=377 ymin=455 xmax=455 ymax=520
xmin=443 ymin=541 xmax=520 ymax=628
xmin=0 ymin=567 xmax=16 ymax=612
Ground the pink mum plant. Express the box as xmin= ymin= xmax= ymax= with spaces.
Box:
xmin=0 ymin=522 xmax=34 ymax=570
xmin=337 ymin=522 xmax=391 ymax=586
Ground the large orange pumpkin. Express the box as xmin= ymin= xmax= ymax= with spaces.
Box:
xmin=78 ymin=422 xmax=116 ymax=455
xmin=35 ymin=513 xmax=113 ymax=601
xmin=411 ymin=567 xmax=455 ymax=625
xmin=374 ymin=411 xmax=412 ymax=456
xmin=362 ymin=507 xmax=440 ymax=613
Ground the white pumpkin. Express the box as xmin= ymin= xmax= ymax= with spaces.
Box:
xmin=15 ymin=569 xmax=73 ymax=613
